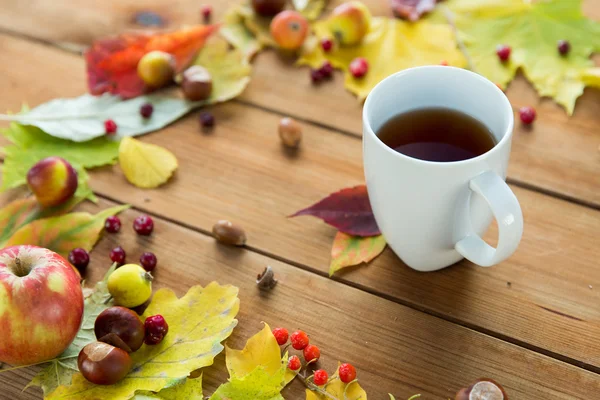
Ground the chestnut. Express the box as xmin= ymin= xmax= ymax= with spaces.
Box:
xmin=95 ymin=306 xmax=145 ymax=352
xmin=78 ymin=342 xmax=132 ymax=385
xmin=455 ymin=378 xmax=507 ymax=400
xmin=181 ymin=65 xmax=213 ymax=101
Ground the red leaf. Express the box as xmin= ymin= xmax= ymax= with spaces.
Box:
xmin=390 ymin=0 xmax=438 ymax=21
xmin=289 ymin=185 xmax=380 ymax=237
xmin=85 ymin=25 xmax=218 ymax=99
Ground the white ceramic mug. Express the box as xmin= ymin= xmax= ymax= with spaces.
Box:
xmin=363 ymin=66 xmax=523 ymax=272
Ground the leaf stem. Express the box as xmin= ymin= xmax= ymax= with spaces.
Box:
xmin=441 ymin=5 xmax=477 ymax=72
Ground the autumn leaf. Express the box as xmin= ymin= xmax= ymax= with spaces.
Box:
xmin=25 ymin=264 xmax=116 ymax=396
xmin=298 ymin=17 xmax=466 ymax=100
xmin=223 ymin=2 xmax=276 ymax=54
xmin=293 ymin=0 xmax=327 ymax=20
xmin=444 ymin=0 xmax=600 ymax=113
xmin=330 ymin=232 xmax=386 ymax=276
xmin=133 ymin=376 xmax=204 ymax=399
xmin=119 ymin=137 xmax=178 ymax=188
xmin=0 ymin=194 xmax=85 ymax=247
xmin=85 ymin=25 xmax=217 ymax=99
xmin=0 ymin=123 xmax=118 ymax=192
xmin=48 ymin=283 xmax=240 ymax=400
xmin=209 ymin=366 xmax=286 ymax=400
xmin=6 ymin=205 xmax=130 ymax=258
xmin=305 ymin=365 xmax=367 ymax=400
xmin=390 ymin=0 xmax=438 ymax=21
xmin=290 ymin=185 xmax=380 ymax=237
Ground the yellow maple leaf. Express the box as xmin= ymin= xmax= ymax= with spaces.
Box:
xmin=305 ymin=365 xmax=367 ymax=400
xmin=133 ymin=375 xmax=203 ymax=399
xmin=442 ymin=0 xmax=600 ymax=114
xmin=298 ymin=17 xmax=466 ymax=100
xmin=119 ymin=137 xmax=178 ymax=189
xmin=47 ymin=283 xmax=239 ymax=400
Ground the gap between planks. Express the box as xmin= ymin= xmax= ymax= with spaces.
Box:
xmin=0 ymin=26 xmax=597 ymax=212
xmin=95 ymin=190 xmax=600 ymax=376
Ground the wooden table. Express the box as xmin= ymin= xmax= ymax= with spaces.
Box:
xmin=0 ymin=1 xmax=599 ymax=399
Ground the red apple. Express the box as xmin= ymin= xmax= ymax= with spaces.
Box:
xmin=27 ymin=157 xmax=78 ymax=208
xmin=0 ymin=245 xmax=84 ymax=365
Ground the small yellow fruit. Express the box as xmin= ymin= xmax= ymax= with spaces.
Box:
xmin=137 ymin=51 xmax=175 ymax=88
xmin=327 ymin=1 xmax=372 ymax=46
xmin=107 ymin=264 xmax=153 ymax=308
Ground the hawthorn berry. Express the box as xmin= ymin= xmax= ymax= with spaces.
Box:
xmin=287 ymin=355 xmax=301 ymax=371
xmin=519 ymin=106 xmax=536 ymax=125
xmin=440 ymin=60 xmax=449 ymax=66
xmin=272 ymin=327 xmax=289 ymax=345
xmin=110 ymin=246 xmax=126 ymax=265
xmin=349 ymin=57 xmax=368 ymax=78
xmin=199 ymin=112 xmax=215 ymax=129
xmin=133 ymin=215 xmax=154 ymax=236
xmin=496 ymin=45 xmax=511 ymax=62
xmin=139 ymin=252 xmax=157 ymax=272
xmin=140 ymin=103 xmax=154 ymax=118
xmin=321 ymin=38 xmax=333 ymax=52
xmin=104 ymin=119 xmax=117 ymax=135
xmin=290 ymin=330 xmax=309 ymax=350
xmin=69 ymin=248 xmax=90 ymax=272
xmin=313 ymin=369 xmax=328 ymax=386
xmin=303 ymin=344 xmax=321 ymax=363
xmin=311 ymin=68 xmax=325 ymax=84
xmin=557 ymin=40 xmax=570 ymax=56
xmin=201 ymin=5 xmax=212 ymax=22
xmin=338 ymin=363 xmax=356 ymax=383
xmin=145 ymin=315 xmax=169 ymax=345
xmin=320 ymin=61 xmax=334 ymax=79
xmin=104 ymin=216 xmax=121 ymax=233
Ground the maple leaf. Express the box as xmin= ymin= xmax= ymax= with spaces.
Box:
xmin=330 ymin=232 xmax=387 ymax=276
xmin=47 ymin=283 xmax=239 ymax=400
xmin=133 ymin=376 xmax=204 ymax=399
xmin=85 ymin=25 xmax=217 ymax=99
xmin=119 ymin=137 xmax=178 ymax=189
xmin=25 ymin=264 xmax=116 ymax=396
xmin=209 ymin=366 xmax=286 ymax=400
xmin=444 ymin=0 xmax=600 ymax=114
xmin=305 ymin=365 xmax=367 ymax=400
xmin=290 ymin=185 xmax=380 ymax=237
xmin=390 ymin=0 xmax=438 ymax=21
xmin=298 ymin=16 xmax=466 ymax=100
xmin=6 ymin=205 xmax=130 ymax=258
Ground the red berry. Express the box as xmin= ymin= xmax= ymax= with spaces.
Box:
xmin=133 ymin=215 xmax=154 ymax=236
xmin=201 ymin=5 xmax=212 ymax=22
xmin=313 ymin=369 xmax=328 ymax=386
xmin=68 ymin=248 xmax=90 ymax=272
xmin=144 ymin=315 xmax=169 ymax=345
xmin=519 ymin=106 xmax=536 ymax=125
xmin=272 ymin=327 xmax=289 ymax=345
xmin=290 ymin=330 xmax=309 ymax=350
xmin=140 ymin=103 xmax=154 ymax=118
xmin=557 ymin=39 xmax=570 ymax=55
xmin=303 ymin=344 xmax=320 ymax=362
xmin=349 ymin=57 xmax=368 ymax=78
xmin=104 ymin=216 xmax=121 ymax=233
xmin=200 ymin=112 xmax=215 ymax=129
xmin=104 ymin=119 xmax=117 ymax=135
xmin=338 ymin=363 xmax=356 ymax=383
xmin=139 ymin=252 xmax=157 ymax=272
xmin=440 ymin=60 xmax=449 ymax=66
xmin=110 ymin=246 xmax=126 ymax=265
xmin=287 ymin=355 xmax=301 ymax=371
xmin=321 ymin=38 xmax=333 ymax=52
xmin=319 ymin=61 xmax=334 ymax=79
xmin=496 ymin=45 xmax=511 ymax=62
xmin=311 ymin=68 xmax=324 ymax=84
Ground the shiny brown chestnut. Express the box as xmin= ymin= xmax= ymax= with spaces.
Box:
xmin=78 ymin=342 xmax=132 ymax=385
xmin=181 ymin=65 xmax=213 ymax=101
xmin=95 ymin=306 xmax=145 ymax=352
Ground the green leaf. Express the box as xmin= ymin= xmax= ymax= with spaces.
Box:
xmin=0 ymin=123 xmax=118 ymax=192
xmin=26 ymin=264 xmax=116 ymax=396
xmin=329 ymin=232 xmax=387 ymax=276
xmin=133 ymin=376 xmax=204 ymax=399
xmin=444 ymin=0 xmax=600 ymax=114
xmin=209 ymin=366 xmax=286 ymax=400
xmin=47 ymin=283 xmax=240 ymax=400
xmin=6 ymin=205 xmax=130 ymax=258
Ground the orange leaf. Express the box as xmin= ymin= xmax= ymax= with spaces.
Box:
xmin=85 ymin=25 xmax=218 ymax=98
xmin=6 ymin=205 xmax=129 ymax=258
xmin=329 ymin=232 xmax=386 ymax=276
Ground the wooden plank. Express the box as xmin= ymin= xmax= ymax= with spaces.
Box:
xmin=0 ymin=1 xmax=598 ymax=206
xmin=0 ymin=197 xmax=598 ymax=399
xmin=0 ymin=34 xmax=599 ymax=372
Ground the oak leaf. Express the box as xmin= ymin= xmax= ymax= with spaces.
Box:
xmin=119 ymin=137 xmax=178 ymax=189
xmin=330 ymin=232 xmax=387 ymax=276
xmin=47 ymin=283 xmax=240 ymax=400
xmin=290 ymin=185 xmax=380 ymax=237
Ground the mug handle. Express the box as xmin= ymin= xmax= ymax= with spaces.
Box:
xmin=455 ymin=170 xmax=523 ymax=267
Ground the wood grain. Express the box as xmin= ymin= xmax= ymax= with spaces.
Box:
xmin=0 ymin=198 xmax=598 ymax=400
xmin=0 ymin=0 xmax=598 ymax=206
xmin=0 ymin=34 xmax=599 ymax=373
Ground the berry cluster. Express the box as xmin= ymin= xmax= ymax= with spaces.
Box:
xmin=311 ymin=61 xmax=335 ymax=84
xmin=272 ymin=327 xmax=357 ymax=393
xmin=68 ymin=214 xmax=157 ymax=275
